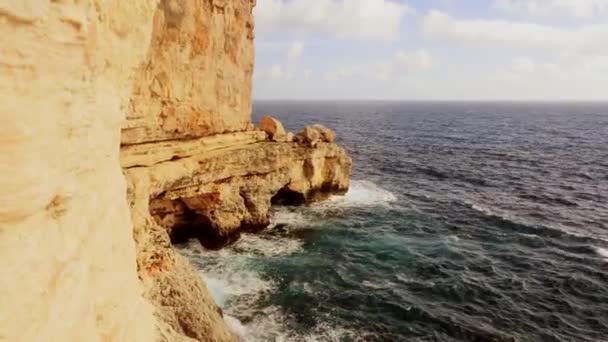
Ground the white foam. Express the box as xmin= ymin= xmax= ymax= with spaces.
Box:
xmin=176 ymin=190 xmax=382 ymax=341
xmin=447 ymin=235 xmax=460 ymax=242
xmin=467 ymin=201 xmax=515 ymax=223
xmin=595 ymin=247 xmax=608 ymax=261
xmin=233 ymin=233 xmax=303 ymax=257
xmin=179 ymin=239 xmax=361 ymax=341
xmin=470 ymin=202 xmax=497 ymax=217
xmin=224 ymin=315 xmax=248 ymax=339
xmin=305 ymin=323 xmax=362 ymax=342
xmin=177 ymin=241 xmax=276 ymax=309
xmin=240 ymin=305 xmax=362 ymax=342
xmin=270 ymin=208 xmax=309 ymax=227
xmin=362 ymin=279 xmax=393 ymax=290
xmin=317 ymin=180 xmax=397 ymax=209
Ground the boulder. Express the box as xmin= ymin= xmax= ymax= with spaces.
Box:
xmin=312 ymin=124 xmax=336 ymax=143
xmin=286 ymin=132 xmax=295 ymax=142
xmin=259 ymin=115 xmax=286 ymax=141
xmin=294 ymin=124 xmax=337 ymax=146
xmin=296 ymin=125 xmax=322 ymax=147
xmin=293 ymin=134 xmax=306 ymax=144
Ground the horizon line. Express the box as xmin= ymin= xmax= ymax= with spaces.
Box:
xmin=253 ymin=98 xmax=608 ymax=103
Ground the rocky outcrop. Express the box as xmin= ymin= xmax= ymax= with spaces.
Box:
xmin=259 ymin=115 xmax=286 ymax=141
xmin=2 ymin=0 xmax=351 ymax=341
xmin=126 ymin=134 xmax=351 ymax=249
xmin=122 ymin=1 xmax=257 ymax=340
xmin=123 ymin=127 xmax=350 ymax=339
xmin=295 ymin=124 xmax=337 ymax=146
xmin=119 ymin=2 xmax=350 ymax=338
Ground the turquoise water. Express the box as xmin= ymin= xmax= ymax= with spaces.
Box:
xmin=180 ymin=101 xmax=608 ymax=341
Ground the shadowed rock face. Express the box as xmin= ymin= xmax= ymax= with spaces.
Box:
xmin=129 ymin=136 xmax=351 ymax=251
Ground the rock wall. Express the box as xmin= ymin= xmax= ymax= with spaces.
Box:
xmin=1 ymin=0 xmax=351 ymax=341
xmin=123 ymin=0 xmax=256 ymax=145
xmin=0 ymin=0 xmax=160 ymax=341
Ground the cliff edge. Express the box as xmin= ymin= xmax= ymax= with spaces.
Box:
xmin=0 ymin=1 xmax=351 ymax=341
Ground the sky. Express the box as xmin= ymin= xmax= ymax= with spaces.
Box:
xmin=252 ymin=0 xmax=608 ymax=100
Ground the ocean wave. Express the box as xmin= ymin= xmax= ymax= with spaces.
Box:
xmin=595 ymin=247 xmax=608 ymax=261
xmin=201 ymin=256 xmax=275 ymax=308
xmin=317 ymin=180 xmax=397 ymax=208
xmin=237 ymin=305 xmax=363 ymax=342
xmin=464 ymin=201 xmax=607 ymax=245
xmin=177 ymin=240 xmax=278 ymax=309
xmin=232 ymin=233 xmax=303 ymax=257
xmin=469 ymin=202 xmax=500 ymax=218
xmin=269 ymin=207 xmax=310 ymax=228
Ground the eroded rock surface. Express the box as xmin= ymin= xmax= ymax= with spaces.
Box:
xmin=2 ymin=0 xmax=351 ymax=341
xmin=0 ymin=0 xmax=160 ymax=341
xmin=295 ymin=124 xmax=338 ymax=146
xmin=259 ymin=115 xmax=287 ymax=141
xmin=123 ymin=127 xmax=351 ymax=339
xmin=123 ymin=0 xmax=256 ymax=144
xmin=126 ymin=137 xmax=351 ymax=249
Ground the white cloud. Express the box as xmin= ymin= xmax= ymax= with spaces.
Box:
xmin=511 ymin=56 xmax=535 ymax=73
xmin=256 ymin=42 xmax=305 ymax=81
xmin=500 ymin=54 xmax=608 ymax=82
xmin=422 ymin=10 xmax=608 ymax=54
xmin=324 ymin=50 xmax=434 ymax=81
xmin=303 ymin=69 xmax=312 ymax=81
xmin=255 ymin=0 xmax=412 ymax=41
xmin=395 ymin=50 xmax=434 ymax=72
xmin=494 ymin=0 xmax=608 ymax=18
xmin=286 ymin=42 xmax=304 ymax=60
xmin=269 ymin=64 xmax=283 ymax=79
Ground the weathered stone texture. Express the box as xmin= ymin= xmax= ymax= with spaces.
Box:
xmin=123 ymin=0 xmax=256 ymax=145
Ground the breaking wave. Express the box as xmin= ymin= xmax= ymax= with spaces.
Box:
xmin=595 ymin=247 xmax=608 ymax=261
xmin=177 ymin=102 xmax=608 ymax=341
xmin=317 ymin=180 xmax=397 ymax=208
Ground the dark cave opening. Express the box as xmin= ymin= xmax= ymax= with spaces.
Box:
xmin=271 ymin=186 xmax=306 ymax=206
xmin=149 ymin=196 xmax=240 ymax=250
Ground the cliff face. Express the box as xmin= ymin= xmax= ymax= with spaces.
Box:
xmin=0 ymin=1 xmax=159 ymax=341
xmin=1 ymin=0 xmax=351 ymax=341
xmin=124 ymin=0 xmax=255 ymax=144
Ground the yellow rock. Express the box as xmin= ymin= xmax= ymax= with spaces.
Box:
xmin=0 ymin=0 xmax=159 ymax=341
xmin=1 ymin=0 xmax=350 ymax=341
xmin=259 ymin=115 xmax=287 ymax=141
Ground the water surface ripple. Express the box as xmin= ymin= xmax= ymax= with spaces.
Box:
xmin=181 ymin=101 xmax=608 ymax=341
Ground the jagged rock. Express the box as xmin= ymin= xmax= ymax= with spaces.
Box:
xmin=293 ymin=134 xmax=306 ymax=144
xmin=125 ymin=139 xmax=352 ymax=250
xmin=286 ymin=132 xmax=295 ymax=142
xmin=295 ymin=124 xmax=337 ymax=147
xmin=296 ymin=125 xmax=321 ymax=147
xmin=312 ymin=124 xmax=337 ymax=143
xmin=259 ymin=115 xmax=287 ymax=141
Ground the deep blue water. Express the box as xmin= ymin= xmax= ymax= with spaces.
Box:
xmin=181 ymin=101 xmax=608 ymax=341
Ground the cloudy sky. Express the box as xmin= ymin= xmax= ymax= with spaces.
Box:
xmin=253 ymin=0 xmax=608 ymax=100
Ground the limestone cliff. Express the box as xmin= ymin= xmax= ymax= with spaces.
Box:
xmin=0 ymin=0 xmax=159 ymax=340
xmin=124 ymin=0 xmax=255 ymax=144
xmin=1 ymin=0 xmax=351 ymax=341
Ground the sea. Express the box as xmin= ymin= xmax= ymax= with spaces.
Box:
xmin=178 ymin=101 xmax=608 ymax=341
